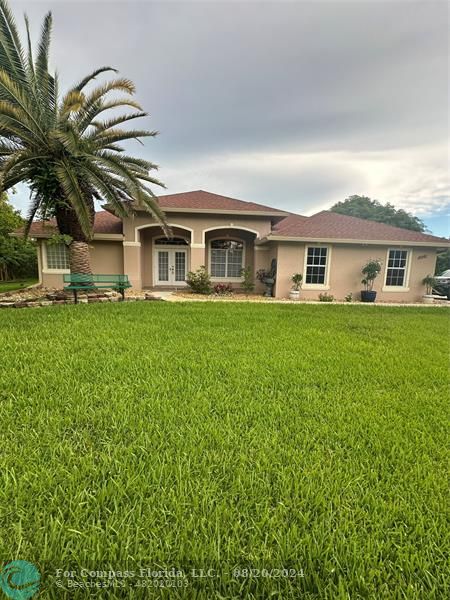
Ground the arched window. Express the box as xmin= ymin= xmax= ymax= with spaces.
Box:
xmin=154 ymin=237 xmax=188 ymax=246
xmin=210 ymin=239 xmax=244 ymax=278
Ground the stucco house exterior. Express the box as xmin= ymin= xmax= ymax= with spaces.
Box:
xmin=26 ymin=190 xmax=449 ymax=301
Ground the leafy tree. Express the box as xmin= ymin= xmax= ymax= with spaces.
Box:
xmin=331 ymin=195 xmax=426 ymax=232
xmin=0 ymin=0 xmax=167 ymax=275
xmin=0 ymin=193 xmax=37 ymax=280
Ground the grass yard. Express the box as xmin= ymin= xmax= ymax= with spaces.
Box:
xmin=0 ymin=302 xmax=448 ymax=599
xmin=0 ymin=278 xmax=38 ymax=293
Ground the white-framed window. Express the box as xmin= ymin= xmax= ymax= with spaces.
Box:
xmin=210 ymin=239 xmax=244 ymax=279
xmin=46 ymin=242 xmax=70 ymax=270
xmin=304 ymin=246 xmax=329 ymax=286
xmin=384 ymin=249 xmax=409 ymax=288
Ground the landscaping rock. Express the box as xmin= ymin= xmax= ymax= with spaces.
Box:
xmin=13 ymin=301 xmax=28 ymax=308
xmin=40 ymin=300 xmax=53 ymax=306
xmin=0 ymin=302 xmax=14 ymax=308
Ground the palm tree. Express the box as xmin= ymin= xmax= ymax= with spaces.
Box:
xmin=0 ymin=0 xmax=166 ymax=274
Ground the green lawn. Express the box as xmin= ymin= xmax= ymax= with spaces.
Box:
xmin=0 ymin=278 xmax=38 ymax=293
xmin=0 ymin=303 xmax=448 ymax=599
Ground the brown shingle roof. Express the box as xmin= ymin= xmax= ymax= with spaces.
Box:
xmin=156 ymin=190 xmax=287 ymax=214
xmin=270 ymin=210 xmax=449 ymax=245
xmin=20 ymin=211 xmax=122 ymax=237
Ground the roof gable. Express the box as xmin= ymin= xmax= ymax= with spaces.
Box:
xmin=155 ymin=190 xmax=287 ymax=215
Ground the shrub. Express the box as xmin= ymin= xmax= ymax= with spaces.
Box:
xmin=185 ymin=266 xmax=212 ymax=294
xmin=345 ymin=292 xmax=353 ymax=303
xmin=319 ymin=292 xmax=334 ymax=302
xmin=213 ymin=283 xmax=233 ymax=296
xmin=240 ymin=266 xmax=255 ymax=294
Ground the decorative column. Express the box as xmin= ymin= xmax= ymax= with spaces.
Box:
xmin=190 ymin=243 xmax=206 ymax=272
xmin=123 ymin=242 xmax=142 ymax=289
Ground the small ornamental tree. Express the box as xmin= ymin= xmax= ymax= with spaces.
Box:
xmin=422 ymin=275 xmax=436 ymax=296
xmin=291 ymin=273 xmax=303 ymax=291
xmin=240 ymin=266 xmax=255 ymax=294
xmin=361 ymin=259 xmax=382 ymax=291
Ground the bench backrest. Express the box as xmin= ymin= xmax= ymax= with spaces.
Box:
xmin=63 ymin=274 xmax=130 ymax=285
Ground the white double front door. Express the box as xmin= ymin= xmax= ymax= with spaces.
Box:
xmin=155 ymin=249 xmax=188 ymax=285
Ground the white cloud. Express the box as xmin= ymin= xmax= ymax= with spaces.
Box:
xmin=159 ymin=143 xmax=449 ymax=216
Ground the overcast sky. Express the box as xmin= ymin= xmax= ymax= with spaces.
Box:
xmin=12 ymin=0 xmax=449 ymax=235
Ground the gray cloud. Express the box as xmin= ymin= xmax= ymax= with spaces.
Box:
xmin=11 ymin=0 xmax=450 ymax=233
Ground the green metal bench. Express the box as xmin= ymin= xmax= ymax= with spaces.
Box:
xmin=63 ymin=274 xmax=132 ymax=303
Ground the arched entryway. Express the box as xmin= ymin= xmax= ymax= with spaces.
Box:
xmin=138 ymin=225 xmax=192 ymax=288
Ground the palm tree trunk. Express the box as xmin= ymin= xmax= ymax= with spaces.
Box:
xmin=69 ymin=241 xmax=92 ymax=274
xmin=54 ymin=195 xmax=95 ymax=275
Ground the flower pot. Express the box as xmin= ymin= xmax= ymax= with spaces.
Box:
xmin=361 ymin=290 xmax=377 ymax=302
xmin=289 ymin=289 xmax=300 ymax=300
xmin=422 ymin=295 xmax=434 ymax=304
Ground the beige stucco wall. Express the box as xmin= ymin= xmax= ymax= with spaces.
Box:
xmin=274 ymin=242 xmax=438 ymax=301
xmin=90 ymin=241 xmax=123 ymax=274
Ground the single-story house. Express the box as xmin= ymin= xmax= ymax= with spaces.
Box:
xmin=24 ymin=190 xmax=449 ymax=301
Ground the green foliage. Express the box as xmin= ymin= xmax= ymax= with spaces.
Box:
xmin=0 ymin=193 xmax=37 ymax=280
xmin=361 ymin=258 xmax=382 ymax=291
xmin=422 ymin=275 xmax=436 ymax=295
xmin=331 ymin=195 xmax=426 ymax=232
xmin=345 ymin=292 xmax=353 ymax=303
xmin=291 ymin=273 xmax=303 ymax=291
xmin=47 ymin=233 xmax=72 ymax=246
xmin=0 ymin=192 xmax=22 ymax=235
xmin=240 ymin=266 xmax=254 ymax=294
xmin=0 ymin=0 xmax=167 ymax=248
xmin=318 ymin=292 xmax=334 ymax=302
xmin=435 ymin=249 xmax=450 ymax=275
xmin=185 ymin=266 xmax=212 ymax=294
xmin=0 ymin=302 xmax=447 ymax=598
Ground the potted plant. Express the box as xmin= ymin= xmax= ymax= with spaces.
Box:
xmin=360 ymin=259 xmax=382 ymax=302
xmin=422 ymin=275 xmax=436 ymax=304
xmin=289 ymin=273 xmax=303 ymax=300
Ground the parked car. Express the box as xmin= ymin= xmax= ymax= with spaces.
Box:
xmin=434 ymin=269 xmax=450 ymax=298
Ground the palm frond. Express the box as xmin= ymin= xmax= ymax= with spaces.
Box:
xmin=90 ymin=111 xmax=148 ymax=133
xmin=71 ymin=66 xmax=118 ymax=92
xmin=76 ymin=98 xmax=143 ymax=133
xmin=0 ymin=0 xmax=27 ymax=86
xmin=0 ymin=70 xmax=46 ymax=142
xmin=94 ymin=128 xmax=158 ymax=147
